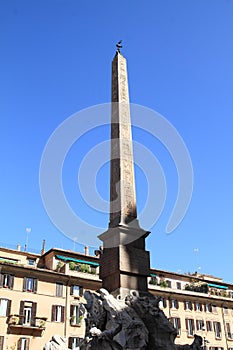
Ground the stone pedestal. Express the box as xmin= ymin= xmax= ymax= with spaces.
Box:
xmin=99 ymin=226 xmax=150 ymax=297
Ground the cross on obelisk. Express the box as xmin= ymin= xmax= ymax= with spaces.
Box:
xmin=99 ymin=44 xmax=150 ymax=297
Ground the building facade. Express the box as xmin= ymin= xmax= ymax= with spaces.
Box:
xmin=0 ymin=245 xmax=233 ymax=350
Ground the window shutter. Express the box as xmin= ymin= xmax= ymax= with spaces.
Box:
xmin=184 ymin=301 xmax=186 ymax=309
xmin=17 ymin=339 xmax=22 ymax=350
xmin=61 ymin=306 xmax=65 ymax=322
xmin=79 ymin=286 xmax=83 ymax=296
xmin=31 ymin=302 xmax=37 ymax=326
xmin=178 ymin=318 xmax=181 ymax=329
xmin=169 ymin=299 xmax=172 ymax=308
xmin=194 ymin=303 xmax=197 ymax=311
xmin=209 ymin=304 xmax=212 ymax=312
xmin=70 ymin=305 xmax=74 ymax=317
xmin=190 ymin=302 xmax=193 ymax=310
xmin=162 ymin=298 xmax=166 ymax=308
xmin=68 ymin=337 xmax=72 ymax=349
xmin=26 ymin=338 xmax=30 ymax=350
xmin=7 ymin=299 xmax=11 ymax=316
xmin=176 ymin=300 xmax=179 ymax=309
xmin=9 ymin=275 xmax=14 ymax=290
xmin=200 ymin=303 xmax=202 ymax=311
xmin=185 ymin=319 xmax=188 ymax=330
xmin=51 ymin=305 xmax=56 ymax=322
xmin=23 ymin=277 xmax=27 ymax=292
xmin=33 ymin=278 xmax=38 ymax=293
xmin=192 ymin=319 xmax=195 ymax=332
xmin=0 ymin=336 xmax=4 ymax=350
xmin=19 ymin=301 xmax=25 ymax=317
xmin=70 ymin=285 xmax=74 ymax=295
xmin=204 ymin=304 xmax=206 ymax=312
xmin=0 ymin=274 xmax=3 ymax=288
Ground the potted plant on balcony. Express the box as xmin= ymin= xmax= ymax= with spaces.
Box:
xmin=159 ymin=279 xmax=168 ymax=288
xmin=69 ymin=262 xmax=76 ymax=271
xmin=39 ymin=319 xmax=46 ymax=328
xmin=56 ymin=261 xmax=64 ymax=272
xmin=9 ymin=315 xmax=19 ymax=325
xmin=70 ymin=314 xmax=76 ymax=325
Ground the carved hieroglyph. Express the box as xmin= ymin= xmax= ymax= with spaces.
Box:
xmin=110 ymin=52 xmax=137 ymax=227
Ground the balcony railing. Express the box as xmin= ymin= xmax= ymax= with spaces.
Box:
xmin=8 ymin=315 xmax=47 ymax=333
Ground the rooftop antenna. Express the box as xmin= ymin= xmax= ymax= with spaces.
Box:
xmin=25 ymin=227 xmax=31 ymax=251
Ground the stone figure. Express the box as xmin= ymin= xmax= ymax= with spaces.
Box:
xmin=43 ymin=335 xmax=81 ymax=350
xmin=125 ymin=294 xmax=177 ymax=350
xmin=81 ymin=288 xmax=148 ymax=349
xmin=43 ymin=335 xmax=68 ymax=350
xmin=44 ymin=289 xmax=201 ymax=350
xmin=80 ymin=324 xmax=123 ymax=350
xmin=176 ymin=334 xmax=203 ymax=350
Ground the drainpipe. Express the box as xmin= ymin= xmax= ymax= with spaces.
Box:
xmin=221 ymin=302 xmax=229 ymax=350
xmin=64 ymin=276 xmax=71 ymax=338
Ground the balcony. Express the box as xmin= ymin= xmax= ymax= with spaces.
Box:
xmin=184 ymin=282 xmax=208 ymax=294
xmin=8 ymin=315 xmax=46 ymax=336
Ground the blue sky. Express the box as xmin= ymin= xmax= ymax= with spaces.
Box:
xmin=1 ymin=1 xmax=233 ymax=282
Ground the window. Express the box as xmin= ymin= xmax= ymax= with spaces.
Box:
xmin=170 ymin=317 xmax=181 ymax=336
xmin=51 ymin=305 xmax=65 ymax=322
xmin=27 ymin=259 xmax=36 ymax=266
xmin=23 ymin=277 xmax=37 ymax=293
xmin=194 ymin=302 xmax=202 ymax=311
xmin=71 ymin=285 xmax=83 ymax=297
xmin=196 ymin=319 xmax=204 ymax=331
xmin=186 ymin=318 xmax=195 ymax=336
xmin=0 ymin=336 xmax=4 ymax=350
xmin=68 ymin=337 xmax=82 ymax=350
xmin=70 ymin=304 xmax=83 ymax=325
xmin=213 ymin=321 xmax=221 ymax=339
xmin=159 ymin=297 xmax=167 ymax=309
xmin=56 ymin=283 xmax=63 ymax=297
xmin=170 ymin=299 xmax=179 ymax=309
xmin=184 ymin=301 xmax=192 ymax=311
xmin=17 ymin=338 xmax=29 ymax=350
xmin=149 ymin=276 xmax=158 ymax=285
xmin=0 ymin=273 xmax=14 ymax=289
xmin=176 ymin=282 xmax=181 ymax=290
xmin=205 ymin=303 xmax=212 ymax=313
xmin=19 ymin=301 xmax=37 ymax=326
xmin=0 ymin=299 xmax=11 ymax=317
xmin=206 ymin=320 xmax=212 ymax=332
xmin=166 ymin=280 xmax=172 ymax=288
xmin=226 ymin=323 xmax=232 ymax=339
xmin=223 ymin=307 xmax=228 ymax=315
xmin=212 ymin=305 xmax=217 ymax=313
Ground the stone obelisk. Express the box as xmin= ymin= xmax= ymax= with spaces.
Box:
xmin=99 ymin=45 xmax=150 ymax=297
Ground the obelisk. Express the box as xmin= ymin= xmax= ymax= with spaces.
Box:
xmin=99 ymin=44 xmax=151 ymax=297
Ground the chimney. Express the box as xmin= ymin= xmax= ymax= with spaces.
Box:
xmin=17 ymin=244 xmax=21 ymax=251
xmin=84 ymin=246 xmax=89 ymax=256
xmin=41 ymin=239 xmax=46 ymax=255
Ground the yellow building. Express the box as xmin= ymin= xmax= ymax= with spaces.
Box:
xmin=0 ymin=244 xmax=233 ymax=350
